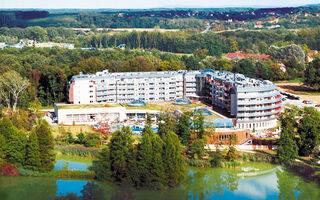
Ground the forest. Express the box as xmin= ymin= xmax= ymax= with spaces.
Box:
xmin=0 ymin=26 xmax=320 ymax=107
xmin=0 ymin=7 xmax=319 ymax=29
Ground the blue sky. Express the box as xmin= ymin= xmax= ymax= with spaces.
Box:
xmin=1 ymin=0 xmax=319 ymax=9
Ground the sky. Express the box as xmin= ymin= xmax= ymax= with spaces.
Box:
xmin=1 ymin=0 xmax=319 ymax=9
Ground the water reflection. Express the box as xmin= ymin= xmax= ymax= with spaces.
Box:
xmin=1 ymin=166 xmax=320 ymax=200
xmin=56 ymin=181 xmax=104 ymax=200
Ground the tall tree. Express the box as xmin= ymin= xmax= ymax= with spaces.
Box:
xmin=0 ymin=70 xmax=30 ymax=111
xmin=177 ymin=112 xmax=191 ymax=146
xmin=162 ymin=131 xmax=185 ymax=187
xmin=277 ymin=111 xmax=298 ymax=165
xmin=136 ymin=126 xmax=165 ymax=189
xmin=0 ymin=118 xmax=27 ymax=165
xmin=24 ymin=131 xmax=41 ymax=170
xmin=108 ymin=126 xmax=134 ymax=182
xmin=34 ymin=120 xmax=55 ymax=172
xmin=297 ymin=107 xmax=320 ymax=156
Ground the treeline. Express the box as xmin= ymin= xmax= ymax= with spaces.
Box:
xmin=1 ymin=44 xmax=319 ymax=107
xmin=2 ymin=26 xmax=320 ymax=54
xmin=0 ymin=7 xmax=319 ymax=28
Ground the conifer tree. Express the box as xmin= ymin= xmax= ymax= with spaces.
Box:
xmin=90 ymin=147 xmax=112 ymax=181
xmin=35 ymin=120 xmax=55 ymax=172
xmin=0 ymin=118 xmax=27 ymax=165
xmin=162 ymin=131 xmax=185 ymax=187
xmin=24 ymin=131 xmax=41 ymax=170
xmin=0 ymin=134 xmax=5 ymax=165
xmin=177 ymin=112 xmax=191 ymax=146
xmin=108 ymin=126 xmax=134 ymax=182
xmin=136 ymin=126 xmax=165 ymax=189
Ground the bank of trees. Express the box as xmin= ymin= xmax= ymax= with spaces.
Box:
xmin=91 ymin=124 xmax=185 ymax=189
xmin=277 ymin=107 xmax=320 ymax=165
xmin=0 ymin=118 xmax=55 ymax=172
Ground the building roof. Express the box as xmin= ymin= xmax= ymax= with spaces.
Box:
xmin=226 ymin=51 xmax=271 ymax=60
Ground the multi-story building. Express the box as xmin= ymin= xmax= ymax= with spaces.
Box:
xmin=67 ymin=69 xmax=281 ymax=130
xmin=68 ymin=70 xmax=199 ymax=104
xmin=202 ymin=70 xmax=282 ymax=130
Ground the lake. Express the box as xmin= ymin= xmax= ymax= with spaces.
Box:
xmin=1 ymin=165 xmax=320 ymax=200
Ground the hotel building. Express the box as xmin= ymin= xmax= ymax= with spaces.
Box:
xmin=67 ymin=69 xmax=282 ymax=130
xmin=68 ymin=70 xmax=200 ymax=104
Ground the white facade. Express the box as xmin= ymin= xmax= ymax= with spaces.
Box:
xmin=68 ymin=70 xmax=199 ymax=104
xmin=55 ymin=104 xmax=160 ymax=125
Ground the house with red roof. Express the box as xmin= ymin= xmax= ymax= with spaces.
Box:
xmin=225 ymin=51 xmax=271 ymax=61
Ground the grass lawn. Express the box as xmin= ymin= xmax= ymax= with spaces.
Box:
xmin=51 ymin=125 xmax=99 ymax=137
xmin=57 ymin=103 xmax=121 ymax=109
xmin=55 ymin=154 xmax=96 ymax=164
xmin=256 ymin=149 xmax=277 ymax=156
xmin=124 ymin=101 xmax=219 ymax=113
xmin=275 ymin=78 xmax=303 ymax=84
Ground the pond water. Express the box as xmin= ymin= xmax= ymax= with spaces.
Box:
xmin=1 ymin=166 xmax=320 ymax=200
xmin=54 ymin=160 xmax=90 ymax=171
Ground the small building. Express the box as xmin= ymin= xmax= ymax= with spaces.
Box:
xmin=54 ymin=103 xmax=159 ymax=125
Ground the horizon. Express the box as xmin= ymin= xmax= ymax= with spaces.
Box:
xmin=1 ymin=0 xmax=319 ymax=9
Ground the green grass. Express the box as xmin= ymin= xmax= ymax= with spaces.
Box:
xmin=51 ymin=125 xmax=99 ymax=137
xmin=237 ymin=162 xmax=277 ymax=171
xmin=275 ymin=78 xmax=303 ymax=83
xmin=56 ymin=154 xmax=96 ymax=165
xmin=57 ymin=103 xmax=121 ymax=109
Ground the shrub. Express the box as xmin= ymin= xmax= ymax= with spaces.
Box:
xmin=84 ymin=132 xmax=101 ymax=147
xmin=1 ymin=163 xmax=19 ymax=176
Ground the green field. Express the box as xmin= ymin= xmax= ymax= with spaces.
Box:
xmin=51 ymin=125 xmax=99 ymax=137
xmin=57 ymin=103 xmax=121 ymax=109
xmin=55 ymin=154 xmax=96 ymax=165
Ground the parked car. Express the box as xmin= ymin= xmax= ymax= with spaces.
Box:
xmin=303 ymin=100 xmax=313 ymax=104
xmin=315 ymin=104 xmax=320 ymax=107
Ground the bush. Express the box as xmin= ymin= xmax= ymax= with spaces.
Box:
xmin=84 ymin=132 xmax=101 ymax=147
xmin=1 ymin=163 xmax=19 ymax=176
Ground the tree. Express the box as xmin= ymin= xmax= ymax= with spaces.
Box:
xmin=297 ymin=107 xmax=320 ymax=156
xmin=84 ymin=132 xmax=101 ymax=147
xmin=162 ymin=131 xmax=185 ymax=187
xmin=108 ymin=126 xmax=134 ymax=182
xmin=277 ymin=111 xmax=298 ymax=165
xmin=192 ymin=110 xmax=205 ymax=139
xmin=177 ymin=112 xmax=191 ymax=146
xmin=0 ymin=134 xmax=6 ymax=165
xmin=189 ymin=138 xmax=205 ymax=159
xmin=24 ymin=131 xmax=41 ymax=170
xmin=136 ymin=126 xmax=165 ymax=189
xmin=34 ymin=120 xmax=55 ymax=172
xmin=0 ymin=70 xmax=30 ymax=111
xmin=0 ymin=118 xmax=27 ymax=165
xmin=90 ymin=147 xmax=112 ymax=181
xmin=304 ymin=57 xmax=320 ymax=91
